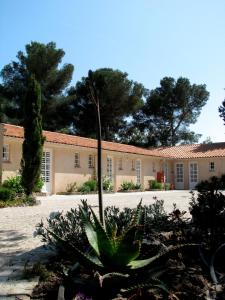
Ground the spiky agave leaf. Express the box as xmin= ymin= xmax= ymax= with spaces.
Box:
xmin=89 ymin=207 xmax=115 ymax=261
xmin=129 ymin=199 xmax=143 ymax=227
xmin=101 ymin=272 xmax=129 ymax=280
xmin=112 ymin=225 xmax=142 ymax=268
xmin=110 ymin=200 xmax=144 ymax=268
xmin=121 ymin=278 xmax=169 ymax=294
xmin=128 ymin=244 xmax=198 ymax=270
xmin=106 ymin=219 xmax=118 ymax=240
xmin=79 ymin=206 xmax=100 ymax=256
xmin=95 ymin=271 xmax=129 ymax=288
xmin=45 ymin=227 xmax=104 ymax=271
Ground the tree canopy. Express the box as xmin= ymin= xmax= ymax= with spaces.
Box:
xmin=132 ymin=77 xmax=209 ymax=146
xmin=0 ymin=41 xmax=74 ymax=131
xmin=70 ymin=68 xmax=146 ymax=140
xmin=0 ymin=41 xmax=210 ymax=147
xmin=219 ymin=99 xmax=225 ymax=127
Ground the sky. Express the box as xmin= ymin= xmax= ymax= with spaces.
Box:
xmin=1 ymin=0 xmax=225 ymax=142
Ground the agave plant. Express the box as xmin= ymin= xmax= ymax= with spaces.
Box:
xmin=56 ymin=201 xmax=192 ymax=269
xmin=48 ymin=200 xmax=197 ymax=298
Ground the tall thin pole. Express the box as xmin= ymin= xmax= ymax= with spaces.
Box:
xmin=87 ymin=70 xmax=105 ymax=227
xmin=96 ymin=102 xmax=104 ymax=226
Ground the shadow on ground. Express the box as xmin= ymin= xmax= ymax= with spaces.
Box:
xmin=0 ymin=230 xmax=27 ymax=249
xmin=0 ymin=229 xmax=55 ymax=282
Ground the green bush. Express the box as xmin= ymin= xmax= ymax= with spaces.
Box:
xmin=23 ymin=195 xmax=38 ymax=206
xmin=189 ymin=175 xmax=225 ymax=248
xmin=0 ymin=195 xmax=38 ymax=208
xmin=36 ymin=199 xmax=170 ymax=255
xmin=33 ymin=178 xmax=44 ymax=192
xmin=133 ymin=183 xmax=141 ymax=190
xmin=149 ymin=180 xmax=163 ymax=190
xmin=66 ymin=182 xmax=77 ymax=193
xmin=2 ymin=175 xmax=24 ymax=194
xmin=0 ymin=187 xmax=15 ymax=201
xmin=165 ymin=183 xmax=170 ymax=190
xmin=78 ymin=180 xmax=97 ymax=194
xmin=78 ymin=178 xmax=113 ymax=194
xmin=2 ymin=175 xmax=43 ymax=194
xmin=35 ymin=203 xmax=88 ymax=254
xmin=120 ymin=181 xmax=131 ymax=191
xmin=43 ymin=201 xmax=194 ymax=299
xmin=120 ymin=181 xmax=141 ymax=191
xmin=78 ymin=184 xmax=91 ymax=194
xmin=85 ymin=179 xmax=97 ymax=191
xmin=103 ymin=177 xmax=114 ymax=192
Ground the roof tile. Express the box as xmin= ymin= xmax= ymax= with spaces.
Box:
xmin=2 ymin=123 xmax=162 ymax=157
xmin=2 ymin=123 xmax=225 ymax=159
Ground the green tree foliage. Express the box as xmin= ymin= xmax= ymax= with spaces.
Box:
xmin=202 ymin=136 xmax=213 ymax=144
xmin=21 ymin=76 xmax=44 ymax=196
xmin=0 ymin=41 xmax=74 ymax=131
xmin=70 ymin=68 xmax=146 ymax=140
xmin=117 ymin=126 xmax=149 ymax=147
xmin=190 ymin=175 xmax=225 ymax=249
xmin=219 ymin=99 xmax=225 ymax=126
xmin=0 ymin=84 xmax=14 ymax=123
xmin=133 ymin=77 xmax=209 ymax=146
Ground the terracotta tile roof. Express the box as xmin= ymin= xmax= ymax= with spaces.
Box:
xmin=2 ymin=123 xmax=225 ymax=159
xmin=154 ymin=143 xmax=225 ymax=159
xmin=1 ymin=123 xmax=162 ymax=157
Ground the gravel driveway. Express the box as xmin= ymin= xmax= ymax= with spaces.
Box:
xmin=0 ymin=190 xmax=194 ymax=295
xmin=0 ymin=190 xmax=192 ymax=265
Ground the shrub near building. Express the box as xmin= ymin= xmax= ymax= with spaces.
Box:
xmin=120 ymin=181 xmax=141 ymax=191
xmin=0 ymin=175 xmax=42 ymax=208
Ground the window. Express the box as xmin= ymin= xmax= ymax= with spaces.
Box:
xmin=88 ymin=154 xmax=94 ymax=168
xmin=118 ymin=157 xmax=123 ymax=170
xmin=136 ymin=160 xmax=141 ymax=184
xmin=2 ymin=145 xmax=9 ymax=161
xmin=107 ymin=157 xmax=113 ymax=182
xmin=131 ymin=159 xmax=135 ymax=170
xmin=42 ymin=151 xmax=51 ymax=183
xmin=176 ymin=163 xmax=184 ymax=183
xmin=74 ymin=153 xmax=80 ymax=168
xmin=209 ymin=161 xmax=215 ymax=172
xmin=164 ymin=163 xmax=168 ymax=183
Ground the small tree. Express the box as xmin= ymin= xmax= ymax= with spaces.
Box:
xmin=21 ymin=75 xmax=44 ymax=196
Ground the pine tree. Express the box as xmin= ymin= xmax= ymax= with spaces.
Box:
xmin=21 ymin=75 xmax=44 ymax=196
xmin=1 ymin=41 xmax=74 ymax=131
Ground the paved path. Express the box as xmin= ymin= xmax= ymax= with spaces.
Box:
xmin=0 ymin=190 xmax=192 ymax=297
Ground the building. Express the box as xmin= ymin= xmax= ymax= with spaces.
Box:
xmin=1 ymin=123 xmax=225 ymax=194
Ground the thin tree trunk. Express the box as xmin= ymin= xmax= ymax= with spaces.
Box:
xmin=96 ymin=103 xmax=104 ymax=227
xmin=87 ymin=70 xmax=105 ymax=227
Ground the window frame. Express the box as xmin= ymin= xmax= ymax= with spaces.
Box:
xmin=136 ymin=159 xmax=141 ymax=185
xmin=209 ymin=161 xmax=215 ymax=172
xmin=88 ymin=154 xmax=94 ymax=169
xmin=107 ymin=156 xmax=113 ymax=182
xmin=74 ymin=153 xmax=80 ymax=168
xmin=118 ymin=157 xmax=123 ymax=170
xmin=131 ymin=159 xmax=135 ymax=171
xmin=2 ymin=144 xmax=10 ymax=162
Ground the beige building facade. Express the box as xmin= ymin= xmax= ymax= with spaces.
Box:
xmin=1 ymin=123 xmax=225 ymax=194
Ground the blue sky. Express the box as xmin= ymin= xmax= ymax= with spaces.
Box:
xmin=1 ymin=0 xmax=225 ymax=141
